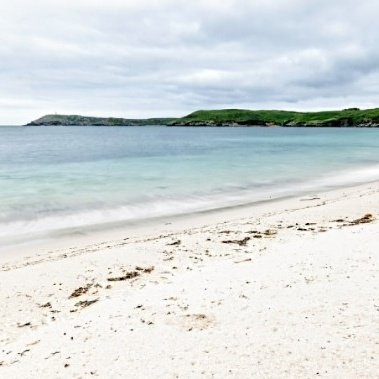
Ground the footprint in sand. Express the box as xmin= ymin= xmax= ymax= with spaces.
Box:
xmin=168 ymin=313 xmax=215 ymax=331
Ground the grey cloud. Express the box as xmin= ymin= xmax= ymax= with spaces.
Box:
xmin=1 ymin=0 xmax=379 ymax=124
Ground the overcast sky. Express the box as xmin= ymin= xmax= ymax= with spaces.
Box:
xmin=1 ymin=0 xmax=379 ymax=124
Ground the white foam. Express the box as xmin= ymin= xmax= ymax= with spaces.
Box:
xmin=1 ymin=164 xmax=379 ymax=246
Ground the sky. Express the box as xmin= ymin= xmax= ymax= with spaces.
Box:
xmin=1 ymin=0 xmax=379 ymax=124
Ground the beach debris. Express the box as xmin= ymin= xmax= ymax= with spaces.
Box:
xmin=222 ymin=237 xmax=250 ymax=246
xmin=108 ymin=271 xmax=140 ymax=281
xmin=163 ymin=256 xmax=174 ymax=261
xmin=140 ymin=318 xmax=153 ymax=325
xmin=74 ymin=299 xmax=98 ymax=309
xmin=332 ymin=214 xmax=374 ymax=227
xmin=39 ymin=302 xmax=52 ymax=308
xmin=248 ymin=229 xmax=277 ymax=237
xmin=17 ymin=322 xmax=31 ymax=328
xmin=234 ymin=258 xmax=252 ymax=264
xmin=108 ymin=266 xmax=154 ymax=281
xmin=192 ymin=314 xmax=207 ymax=320
xmin=69 ymin=283 xmax=92 ymax=299
xmin=167 ymin=240 xmax=181 ymax=246
xmin=26 ymin=340 xmax=40 ymax=347
xmin=350 ymin=213 xmax=374 ymax=225
xmin=263 ymin=229 xmax=277 ymax=236
xmin=136 ymin=266 xmax=155 ymax=273
xmin=18 ymin=349 xmax=30 ymax=357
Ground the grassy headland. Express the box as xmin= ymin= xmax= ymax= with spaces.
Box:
xmin=171 ymin=108 xmax=379 ymax=127
xmin=27 ymin=108 xmax=379 ymax=127
xmin=27 ymin=114 xmax=175 ymax=126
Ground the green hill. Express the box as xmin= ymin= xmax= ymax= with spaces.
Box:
xmin=171 ymin=108 xmax=379 ymax=127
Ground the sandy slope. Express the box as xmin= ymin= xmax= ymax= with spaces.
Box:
xmin=0 ymin=183 xmax=378 ymax=378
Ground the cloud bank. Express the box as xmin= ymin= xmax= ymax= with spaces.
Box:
xmin=1 ymin=0 xmax=379 ymax=124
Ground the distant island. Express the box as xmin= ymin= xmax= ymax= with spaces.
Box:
xmin=27 ymin=114 xmax=175 ymax=126
xmin=27 ymin=107 xmax=379 ymax=127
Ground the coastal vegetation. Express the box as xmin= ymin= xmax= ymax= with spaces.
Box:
xmin=27 ymin=107 xmax=379 ymax=127
xmin=171 ymin=108 xmax=379 ymax=127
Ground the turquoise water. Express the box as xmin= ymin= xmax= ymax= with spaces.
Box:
xmin=1 ymin=125 xmax=379 ymax=244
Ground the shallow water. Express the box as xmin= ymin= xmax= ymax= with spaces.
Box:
xmin=1 ymin=125 xmax=379 ymax=244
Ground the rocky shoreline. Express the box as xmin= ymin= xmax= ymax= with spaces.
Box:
xmin=171 ymin=120 xmax=379 ymax=127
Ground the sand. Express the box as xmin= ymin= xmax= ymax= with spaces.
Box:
xmin=0 ymin=182 xmax=378 ymax=378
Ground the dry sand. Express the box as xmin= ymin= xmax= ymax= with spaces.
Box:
xmin=0 ymin=182 xmax=378 ymax=378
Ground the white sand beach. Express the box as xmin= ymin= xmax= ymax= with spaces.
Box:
xmin=0 ymin=182 xmax=378 ymax=378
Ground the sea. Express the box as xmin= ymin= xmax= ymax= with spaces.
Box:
xmin=1 ymin=125 xmax=379 ymax=246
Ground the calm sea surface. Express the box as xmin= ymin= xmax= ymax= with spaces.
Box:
xmin=1 ymin=125 xmax=379 ymax=244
